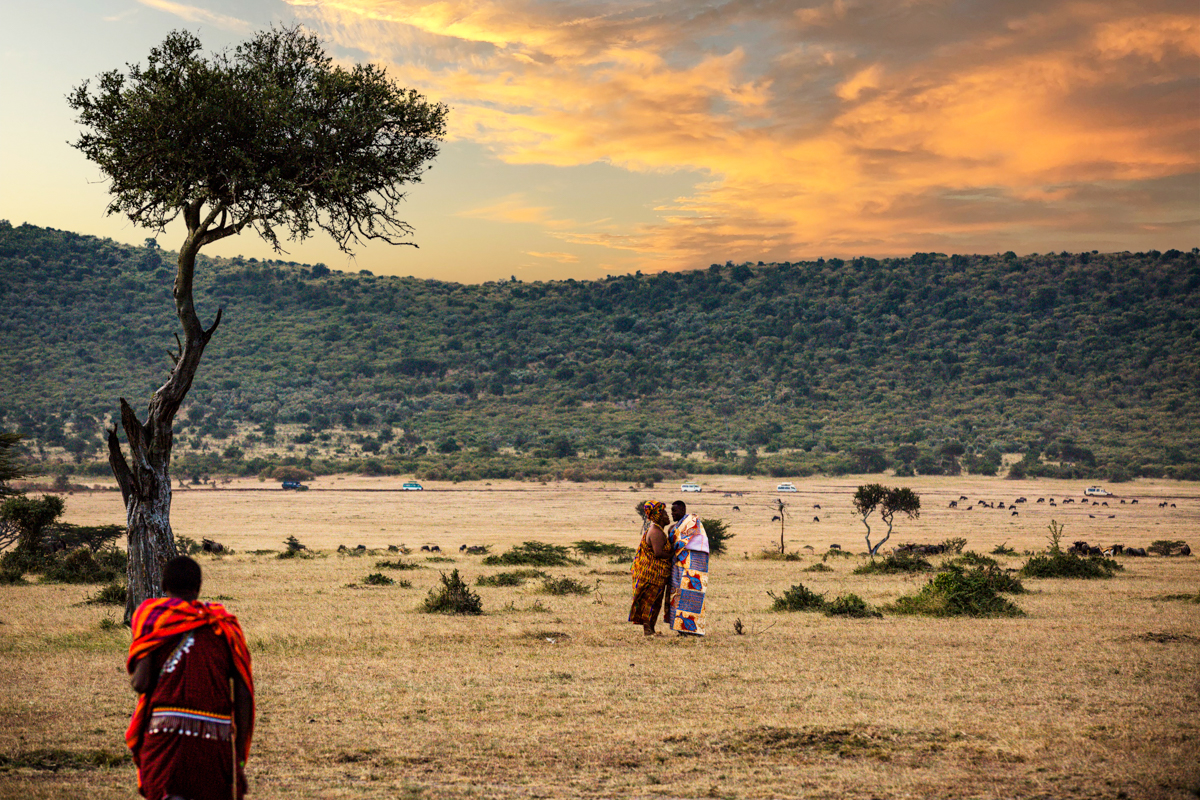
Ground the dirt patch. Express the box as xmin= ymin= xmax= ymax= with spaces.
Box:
xmin=710 ymin=725 xmax=961 ymax=762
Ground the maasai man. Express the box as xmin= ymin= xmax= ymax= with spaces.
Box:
xmin=127 ymin=556 xmax=254 ymax=800
xmin=665 ymin=500 xmax=709 ymax=635
xmin=628 ymin=500 xmax=673 ymax=635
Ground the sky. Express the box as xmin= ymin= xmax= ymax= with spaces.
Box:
xmin=1 ymin=0 xmax=1197 ymax=283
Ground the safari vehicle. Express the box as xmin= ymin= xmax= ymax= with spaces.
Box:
xmin=776 ymin=482 xmax=798 ymax=492
xmin=681 ymin=483 xmax=702 ymax=493
xmin=1084 ymin=486 xmax=1112 ymax=497
xmin=281 ymin=480 xmax=308 ymax=491
xmin=402 ymin=481 xmax=424 ymax=491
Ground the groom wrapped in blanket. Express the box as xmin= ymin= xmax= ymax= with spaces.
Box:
xmin=666 ymin=501 xmax=709 ymax=635
xmin=127 ymin=556 xmax=254 ymax=800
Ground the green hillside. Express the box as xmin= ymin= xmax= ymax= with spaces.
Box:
xmin=1 ymin=220 xmax=1198 ymax=483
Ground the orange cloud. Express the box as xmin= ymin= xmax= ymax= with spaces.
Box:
xmin=290 ymin=0 xmax=1200 ymax=268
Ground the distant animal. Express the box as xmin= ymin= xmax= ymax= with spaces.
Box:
xmin=420 ymin=545 xmax=430 ymax=552
xmin=803 ymin=545 xmax=815 ymax=551
xmin=355 ymin=544 xmax=366 ymax=551
xmin=1159 ymin=502 xmax=1168 ymax=508
xmin=1131 ymin=499 xmax=1138 ymax=504
xmin=959 ymin=495 xmax=968 ymax=501
xmin=948 ymin=500 xmax=958 ymax=508
xmin=1107 ymin=515 xmax=1115 ymax=519
xmin=812 ymin=516 xmax=820 ymax=522
xmin=201 ymin=538 xmax=225 ymax=553
xmin=1120 ymin=500 xmax=1126 ymax=504
xmin=460 ymin=544 xmax=467 ymax=551
xmin=966 ymin=506 xmax=974 ymax=510
xmin=813 ymin=504 xmax=821 ymax=509
xmin=1069 ymin=540 xmax=1102 ymax=556
xmin=1109 ymin=544 xmax=1125 ymax=555
xmin=1181 ymin=544 xmax=1191 ymax=555
xmin=388 ymin=545 xmax=400 ymax=552
xmin=828 ymin=543 xmax=842 ymax=550
xmin=1011 ymin=510 xmax=1018 ymax=516
xmin=429 ymin=545 xmax=441 ymax=553
xmin=1015 ymin=497 xmax=1027 ymax=503
xmin=1171 ymin=503 xmax=1177 ymax=508
xmin=771 ymin=515 xmax=781 ymax=522
xmin=1037 ymin=498 xmax=1045 ymax=503
xmin=337 ymin=545 xmax=348 ymax=553
xmin=1089 ymin=514 xmax=1095 ymax=518
xmin=1102 ymin=502 xmax=1108 ymax=507
xmin=463 ymin=545 xmax=487 ymax=555
xmin=732 ymin=506 xmax=740 ymax=511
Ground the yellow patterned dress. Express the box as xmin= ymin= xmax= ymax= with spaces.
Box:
xmin=666 ymin=515 xmax=709 ymax=635
xmin=629 ymin=525 xmax=672 ymax=626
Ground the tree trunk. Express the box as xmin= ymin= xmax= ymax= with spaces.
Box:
xmin=110 ymin=235 xmax=221 ymax=624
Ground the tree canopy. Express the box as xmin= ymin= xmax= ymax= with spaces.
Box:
xmin=68 ymin=25 xmax=448 ymax=253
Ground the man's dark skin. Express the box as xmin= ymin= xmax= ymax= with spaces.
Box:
xmin=671 ymin=500 xmax=687 ymax=524
xmin=129 ymin=582 xmax=253 ymax=769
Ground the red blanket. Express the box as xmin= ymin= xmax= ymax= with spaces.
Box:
xmin=126 ymin=597 xmax=255 ymax=766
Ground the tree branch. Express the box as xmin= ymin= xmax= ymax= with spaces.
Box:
xmin=106 ymin=426 xmax=135 ymax=507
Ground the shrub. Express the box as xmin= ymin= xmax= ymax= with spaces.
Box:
xmin=375 ymin=559 xmax=422 ymax=570
xmin=853 ymin=551 xmax=932 ymax=575
xmin=572 ymin=540 xmax=634 ymax=559
xmin=768 ymin=583 xmax=825 ymax=612
xmin=889 ymin=568 xmax=1025 ymax=617
xmin=1020 ymin=551 xmax=1121 ymax=579
xmin=362 ymin=572 xmax=394 ymax=586
xmin=422 ymin=569 xmax=483 ymax=614
xmin=701 ymin=518 xmax=735 ymax=556
xmin=802 ymin=562 xmax=833 ymax=573
xmin=991 ymin=542 xmax=1017 ymax=556
xmin=176 ymin=535 xmax=202 ymax=556
xmin=941 ymin=537 xmax=967 ymax=554
xmin=476 ymin=569 xmax=545 ymax=587
xmin=277 ymin=535 xmax=312 ymax=559
xmin=822 ymin=548 xmax=854 ymax=561
xmin=1148 ymin=540 xmax=1190 ymax=556
xmin=85 ymin=582 xmax=127 ymax=605
xmin=0 ymin=567 xmax=26 ymax=585
xmin=483 ymin=541 xmax=582 ymax=567
xmin=949 ymin=551 xmax=1000 ymax=568
xmin=540 ymin=576 xmax=593 ymax=596
xmin=42 ymin=549 xmax=119 ymax=584
xmin=758 ymin=550 xmax=803 ymax=562
xmin=825 ymin=593 xmax=881 ymax=618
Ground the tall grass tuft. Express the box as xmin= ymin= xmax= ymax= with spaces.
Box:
xmin=422 ymin=570 xmax=483 ymax=614
xmin=483 ymin=541 xmax=582 ymax=567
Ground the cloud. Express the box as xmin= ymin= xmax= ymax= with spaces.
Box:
xmin=291 ymin=0 xmax=1200 ymax=267
xmin=135 ymin=0 xmax=253 ymax=33
xmin=524 ymin=250 xmax=580 ymax=263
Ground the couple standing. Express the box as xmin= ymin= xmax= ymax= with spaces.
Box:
xmin=629 ymin=499 xmax=709 ymax=636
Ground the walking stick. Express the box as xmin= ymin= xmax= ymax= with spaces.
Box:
xmin=230 ymin=677 xmax=238 ymax=800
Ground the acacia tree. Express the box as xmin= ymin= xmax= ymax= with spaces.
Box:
xmin=68 ymin=26 xmax=447 ymax=621
xmin=853 ymin=484 xmax=921 ymax=557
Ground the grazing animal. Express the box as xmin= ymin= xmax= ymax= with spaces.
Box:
xmin=1102 ymin=502 xmax=1108 ymax=507
xmin=1131 ymin=499 xmax=1138 ymax=504
xmin=1171 ymin=503 xmax=1176 ymax=508
xmin=803 ymin=545 xmax=815 ymax=552
xmin=420 ymin=545 xmax=430 ymax=552
xmin=1016 ymin=497 xmax=1027 ymax=503
xmin=1089 ymin=514 xmax=1095 ymax=518
xmin=1159 ymin=502 xmax=1168 ymax=508
xmin=430 ymin=545 xmax=441 ymax=553
xmin=337 ymin=545 xmax=348 ymax=553
xmin=959 ymin=495 xmax=968 ymax=501
xmin=1011 ymin=510 xmax=1018 ymax=516
xmin=1107 ymin=515 xmax=1115 ymax=519
xmin=771 ymin=515 xmax=781 ymax=522
xmin=464 ymin=545 xmax=487 ymax=555
xmin=813 ymin=504 xmax=821 ymax=509
xmin=1181 ymin=544 xmax=1192 ymax=556
xmin=948 ymin=500 xmax=958 ymax=508
xmin=966 ymin=505 xmax=974 ymax=510
xmin=812 ymin=516 xmax=820 ymax=522
xmin=1109 ymin=545 xmax=1125 ymax=555
xmin=1037 ymin=498 xmax=1045 ymax=503
xmin=460 ymin=544 xmax=467 ymax=551
xmin=387 ymin=545 xmax=400 ymax=552
xmin=1069 ymin=541 xmax=1102 ymax=556
xmin=1125 ymin=547 xmax=1147 ymax=557
xmin=732 ymin=506 xmax=740 ymax=511
xmin=1120 ymin=500 xmax=1126 ymax=504
xmin=201 ymin=538 xmax=225 ymax=553
xmin=828 ymin=543 xmax=842 ymax=550
xmin=355 ymin=544 xmax=366 ymax=551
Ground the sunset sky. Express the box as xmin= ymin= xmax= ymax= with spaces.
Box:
xmin=2 ymin=0 xmax=1196 ymax=282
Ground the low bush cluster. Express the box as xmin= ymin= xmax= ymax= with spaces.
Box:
xmin=853 ymin=551 xmax=932 ymax=575
xmin=824 ymin=593 xmax=882 ymax=618
xmin=85 ymin=582 xmax=127 ymax=605
xmin=1020 ymin=550 xmax=1121 ymax=579
xmin=422 ymin=569 xmax=482 ymax=614
xmin=768 ymin=583 xmax=825 ymax=612
xmin=374 ymin=559 xmax=422 ymax=570
xmin=41 ymin=548 xmax=123 ymax=584
xmin=890 ymin=567 xmax=1025 ymax=617
xmin=476 ymin=569 xmax=545 ymax=587
xmin=540 ymin=576 xmax=593 ymax=596
xmin=362 ymin=572 xmax=394 ymax=586
xmin=572 ymin=540 xmax=633 ymax=559
xmin=483 ymin=541 xmax=582 ymax=568
xmin=700 ymin=518 xmax=734 ymax=556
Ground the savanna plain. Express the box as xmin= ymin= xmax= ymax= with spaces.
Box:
xmin=1 ymin=475 xmax=1198 ymax=799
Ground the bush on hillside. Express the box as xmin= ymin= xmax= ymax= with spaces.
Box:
xmin=422 ymin=569 xmax=482 ymax=614
xmin=701 ymin=518 xmax=734 ymax=556
xmin=890 ymin=568 xmax=1025 ymax=618
xmin=824 ymin=593 xmax=882 ymax=618
xmin=768 ymin=583 xmax=826 ymax=612
xmin=853 ymin=551 xmax=932 ymax=575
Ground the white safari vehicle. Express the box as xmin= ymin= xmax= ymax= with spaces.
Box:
xmin=776 ymin=482 xmax=798 ymax=492
xmin=681 ymin=483 xmax=702 ymax=493
xmin=1084 ymin=486 xmax=1112 ymax=497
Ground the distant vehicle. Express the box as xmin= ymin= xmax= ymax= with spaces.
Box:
xmin=281 ymin=480 xmax=308 ymax=491
xmin=776 ymin=482 xmax=798 ymax=492
xmin=1084 ymin=486 xmax=1112 ymax=497
xmin=402 ymin=481 xmax=424 ymax=491
xmin=681 ymin=483 xmax=702 ymax=493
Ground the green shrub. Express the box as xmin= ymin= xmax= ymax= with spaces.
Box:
xmin=42 ymin=549 xmax=119 ymax=584
xmin=890 ymin=568 xmax=1025 ymax=617
xmin=425 ymin=555 xmax=456 ymax=563
xmin=758 ymin=550 xmax=803 ymax=562
xmin=802 ymin=562 xmax=833 ymax=573
xmin=822 ymin=548 xmax=854 ymax=561
xmin=422 ymin=569 xmax=483 ymax=614
xmin=609 ymin=553 xmax=634 ymax=565
xmin=825 ymin=593 xmax=881 ymax=618
xmin=277 ymin=536 xmax=311 ymax=559
xmin=94 ymin=546 xmax=127 ymax=573
xmin=85 ymin=582 xmax=126 ymax=605
xmin=483 ymin=541 xmax=582 ymax=567
xmin=176 ymin=535 xmax=202 ymax=556
xmin=540 ymin=576 xmax=593 ymax=596
xmin=476 ymin=569 xmax=546 ymax=587
xmin=374 ymin=559 xmax=422 ymax=570
xmin=768 ymin=583 xmax=826 ymax=612
xmin=1148 ymin=540 xmax=1189 ymax=556
xmin=0 ymin=567 xmax=26 ymax=585
xmin=991 ymin=542 xmax=1017 ymax=556
xmin=1020 ymin=551 xmax=1121 ymax=579
xmin=572 ymin=540 xmax=633 ymax=559
xmin=853 ymin=551 xmax=931 ymax=575
xmin=362 ymin=572 xmax=394 ymax=586
xmin=941 ymin=537 xmax=967 ymax=554
xmin=948 ymin=551 xmax=1000 ymax=568
xmin=701 ymin=518 xmax=735 ymax=556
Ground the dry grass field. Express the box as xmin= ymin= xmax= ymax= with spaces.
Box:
xmin=2 ymin=475 xmax=1198 ymax=799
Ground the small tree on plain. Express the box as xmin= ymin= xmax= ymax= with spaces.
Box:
xmin=853 ymin=484 xmax=921 ymax=557
xmin=68 ymin=26 xmax=447 ymax=622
